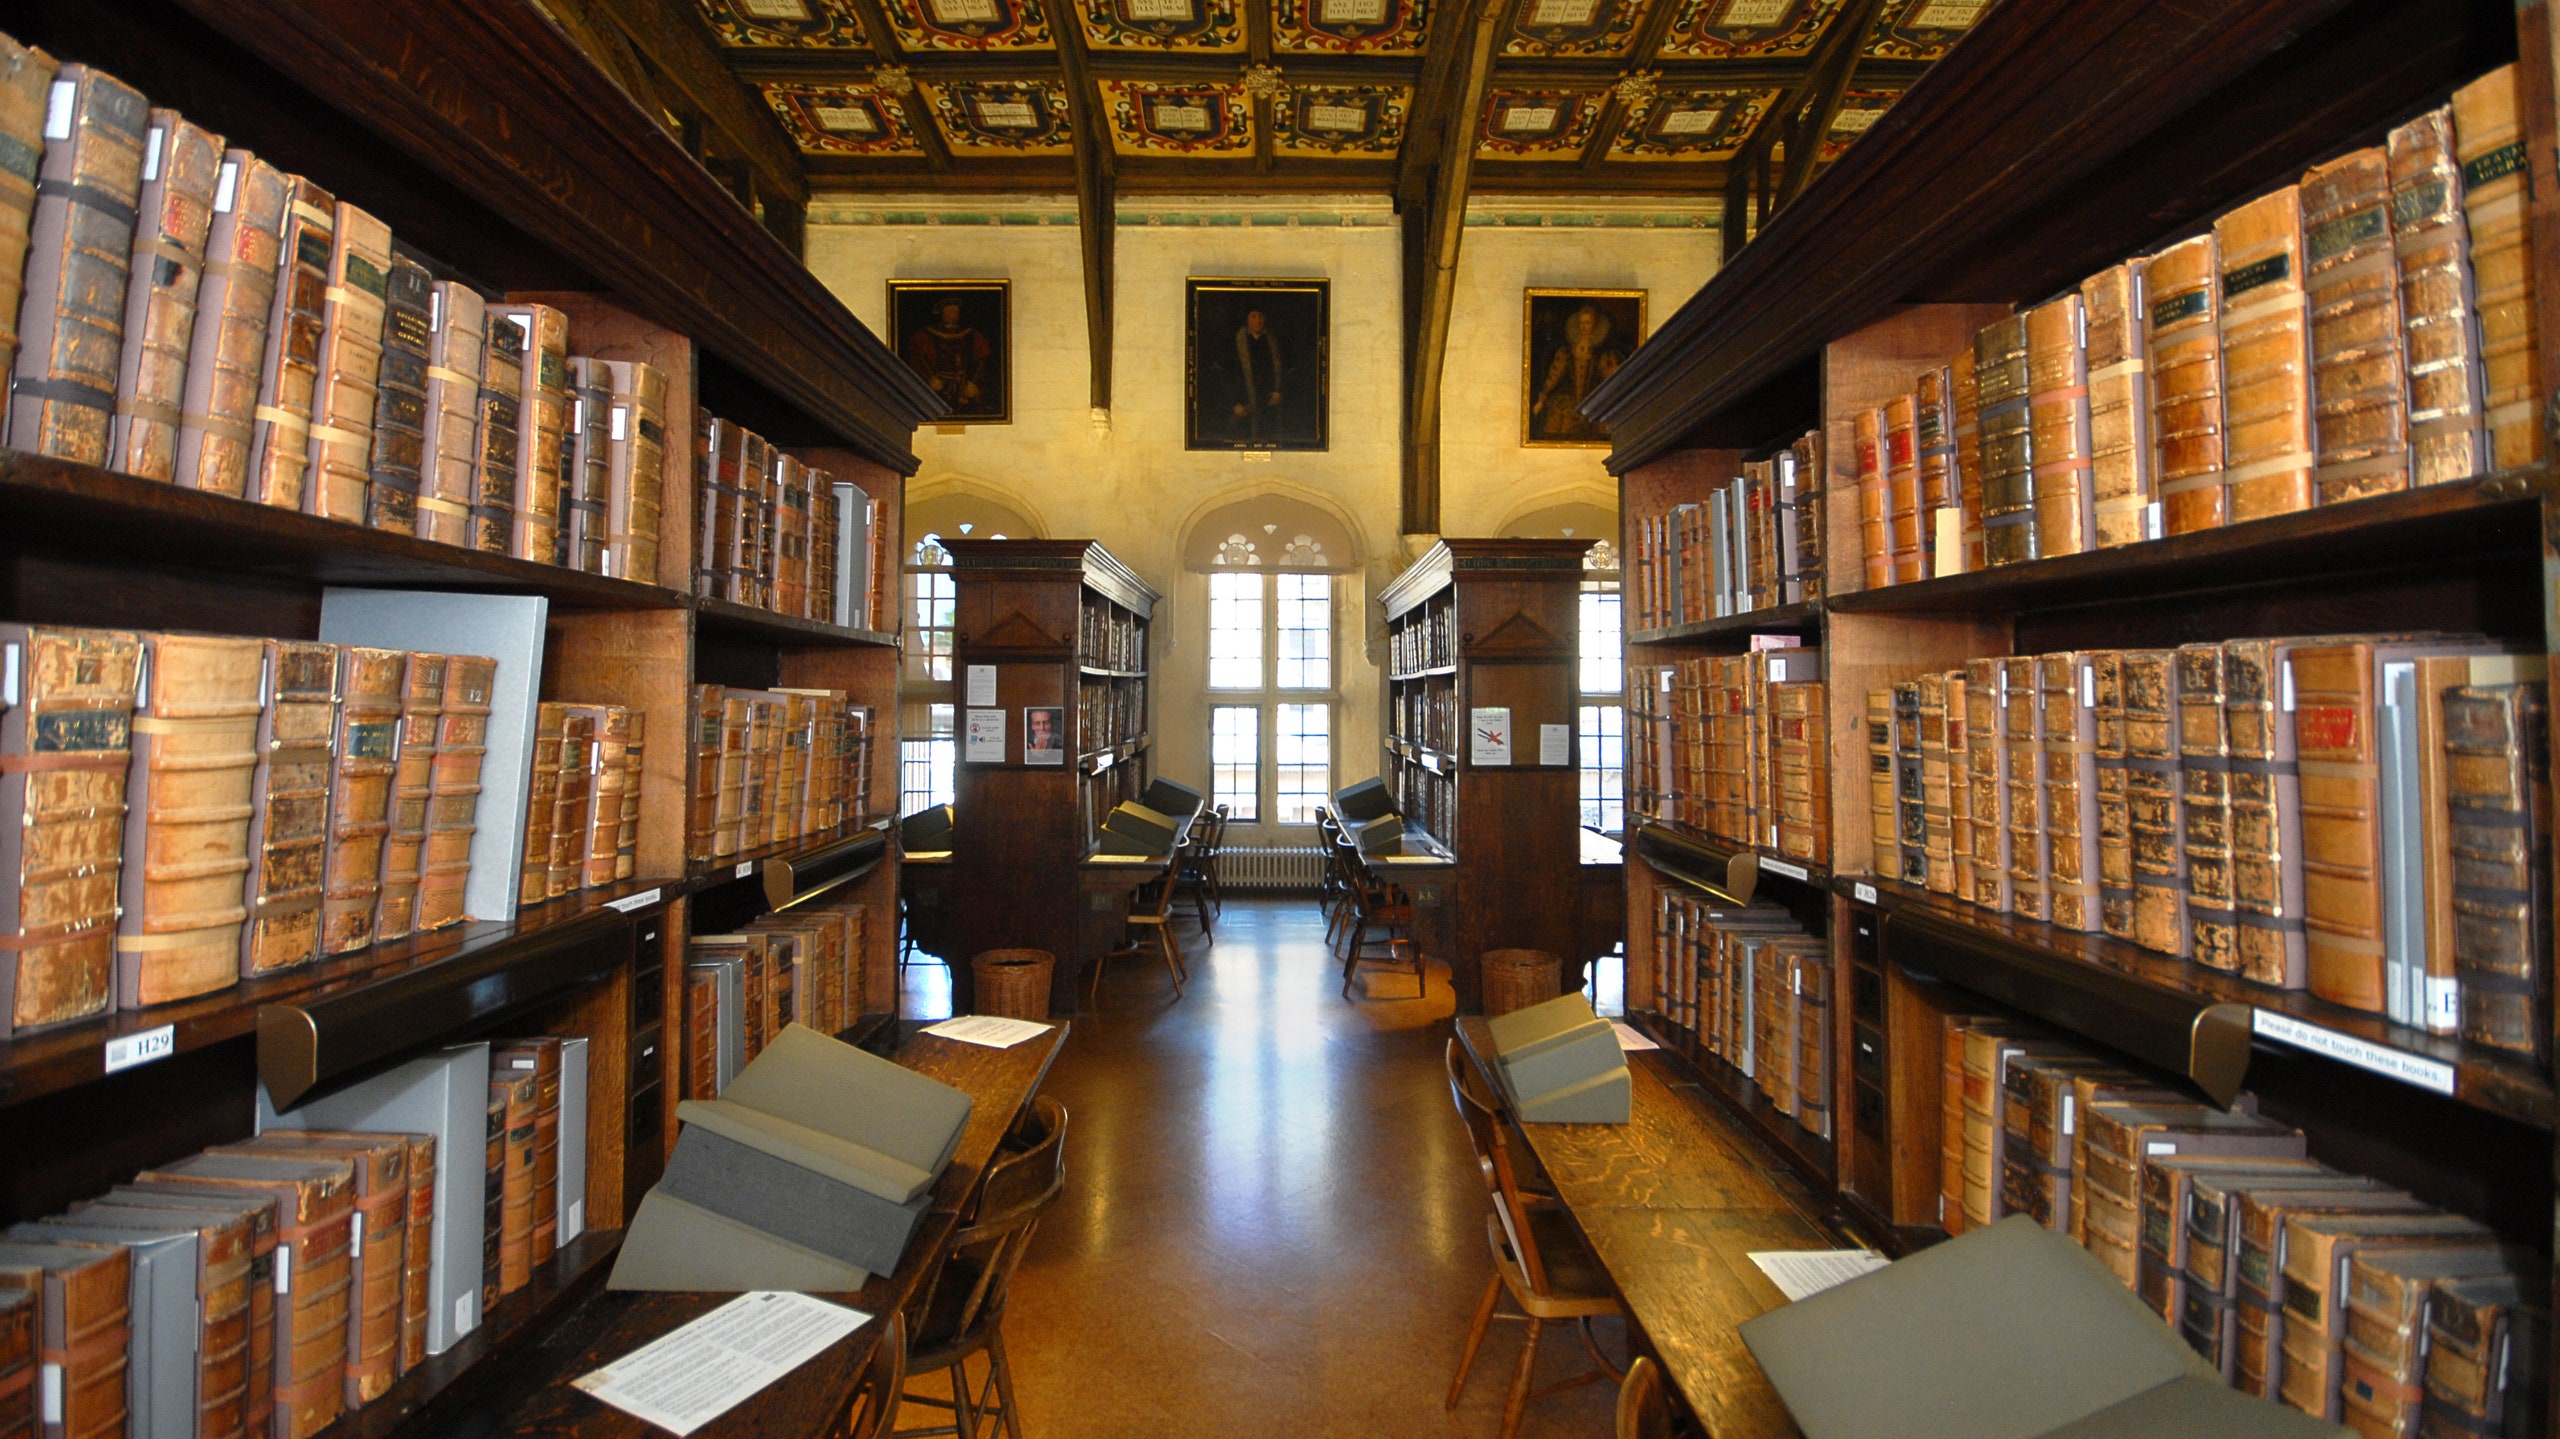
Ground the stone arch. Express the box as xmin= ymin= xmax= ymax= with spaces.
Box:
xmin=904 ymin=478 xmax=1047 ymax=564
xmin=1174 ymin=483 xmax=1367 ymax=572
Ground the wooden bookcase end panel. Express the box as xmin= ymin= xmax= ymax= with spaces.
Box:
xmin=517 ymin=963 xmax=633 ymax=1231
xmin=1881 ymin=954 xmax=1967 ymax=1230
xmin=1823 ymin=611 xmax=2011 ymax=876
xmin=544 ymin=607 xmax=692 ymax=878
xmin=1620 ymin=848 xmax=1666 ymax=1016
xmin=852 ymin=861 xmax=900 ymax=1018
xmin=508 ymin=291 xmax=700 ymax=595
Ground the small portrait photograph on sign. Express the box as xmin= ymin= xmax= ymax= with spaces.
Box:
xmin=1022 ymin=706 xmax=1067 ymax=766
xmin=889 ymin=279 xmax=1011 ymax=423
xmin=1522 ymin=288 xmax=1644 ymax=447
xmin=1187 ymin=278 xmax=1329 ymax=451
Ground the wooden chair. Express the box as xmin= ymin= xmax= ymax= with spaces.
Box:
xmin=1173 ymin=805 xmax=1226 ymax=936
xmin=893 ymin=1098 xmax=1070 ymax=1439
xmin=1442 ymin=1040 xmax=1627 ymax=1439
xmin=1336 ymin=843 xmax=1421 ymax=999
xmin=1093 ymin=853 xmax=1186 ymax=1004
xmin=1616 ymin=1356 xmax=1669 ymax=1439
xmin=1315 ymin=810 xmax=1355 ymax=945
xmin=839 ymin=1311 xmax=907 ymax=1439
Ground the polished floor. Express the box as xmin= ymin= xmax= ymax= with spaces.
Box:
xmin=899 ymin=898 xmax=1633 ymax=1437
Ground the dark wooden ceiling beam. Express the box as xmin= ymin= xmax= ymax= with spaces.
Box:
xmin=563 ymin=0 xmax=813 ymax=208
xmin=1774 ymin=0 xmax=1886 ymax=205
xmin=1049 ymin=0 xmax=1119 ymax=410
xmin=834 ymin=0 xmax=958 ymax=170
xmin=1571 ymin=0 xmax=1690 ymax=171
xmin=1401 ymin=0 xmax=1512 ymax=535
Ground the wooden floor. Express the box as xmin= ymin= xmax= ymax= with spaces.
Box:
xmin=899 ymin=898 xmax=1651 ymax=1435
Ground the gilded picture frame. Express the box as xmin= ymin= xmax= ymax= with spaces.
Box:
xmin=1186 ymin=278 xmax=1330 ymax=451
xmin=1522 ymin=288 xmax=1645 ymax=448
xmin=889 ymin=279 xmax=1012 ymax=424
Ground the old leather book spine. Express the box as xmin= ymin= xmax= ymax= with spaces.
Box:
xmin=416 ymin=281 xmax=484 ymax=546
xmin=2422 ymin=1277 xmax=2540 ymax=1431
xmin=6 ymin=64 xmax=148 ymax=466
xmin=2177 ymin=644 xmax=2239 ymax=972
xmin=1948 ymin=345 xmax=1986 ymax=572
xmin=518 ymin=704 xmax=562 ymax=906
xmin=301 ymin=201 xmax=389 ymax=525
xmin=479 ymin=1090 xmax=503 ymax=1316
xmin=115 ymin=632 xmax=263 ymax=1008
xmin=1884 ymin=394 xmax=1924 ymax=582
xmin=469 ymin=314 xmax=522 ymax=554
xmin=1939 ymin=1017 xmax=1971 ymax=1235
xmin=2094 ymin=651 xmax=2137 ymax=942
xmin=398 ymin=1134 xmax=432 ymax=1373
xmin=1895 ymin=683 xmax=1927 ymax=885
xmin=2411 ymin=654 xmax=2519 ymax=1032
xmin=752 ymin=440 xmax=781 ymax=608
xmin=0 ymin=626 xmax=143 ymax=1037
xmin=1916 ymin=367 xmax=1956 ymax=573
xmin=2225 ymin=638 xmax=2311 ymax=989
xmin=686 ymin=684 xmax=720 ymax=867
xmin=373 ymin=652 xmax=443 ymax=944
xmin=686 ymin=962 xmax=723 ymax=1099
xmin=2040 ymin=653 xmax=2103 ymax=933
xmin=2002 ymin=658 xmax=2050 ymax=922
xmin=546 ymin=711 xmax=595 ymax=898
xmin=2144 ymin=233 xmax=2227 ymax=533
xmin=601 ymin=358 xmax=665 ymax=585
xmin=715 ymin=694 xmax=749 ymax=859
xmin=1945 ymin=671 xmax=1973 ymax=898
xmin=807 ymin=478 xmax=837 ymax=622
xmin=2025 ymin=293 xmax=2095 ymax=558
xmin=561 ymin=357 xmax=610 ymax=574
xmin=1773 ymin=683 xmax=1830 ymax=865
xmin=364 ymin=254 xmax=430 ymax=536
xmin=573 ymin=705 xmax=630 ymax=889
xmin=618 ymin=711 xmax=642 ymax=880
xmin=773 ymin=453 xmax=811 ymax=615
xmin=240 ymin=642 xmax=337 ymax=976
xmin=220 ymin=1136 xmax=405 ymax=1406
xmin=107 ymin=111 xmax=221 ymax=481
xmin=493 ymin=1041 xmax=562 ymax=1267
xmin=1965 ymin=657 xmax=2012 ymax=913
xmin=2386 ymin=108 xmax=2492 ymax=489
xmin=1919 ymin=673 xmax=1953 ymax=892
xmin=419 ymin=653 xmax=490 ymax=932
xmin=2300 ymin=148 xmax=2411 ymax=507
xmin=173 ymin=152 xmax=287 ymax=499
xmin=2123 ymin=650 xmax=2190 ymax=956
xmin=693 ymin=416 xmax=723 ymax=598
xmin=0 ymin=1249 xmax=131 ymax=1439
xmin=319 ymin=648 xmax=404 ymax=957
xmin=2082 ymin=263 xmax=2154 ymax=548
xmin=2453 ymin=65 xmax=2541 ymax=471
xmin=0 ymin=38 xmax=61 ymax=398
xmin=1855 ymin=406 xmax=1890 ymax=590
xmin=492 ymin=1072 xmax=536 ymax=1296
xmin=1975 ymin=315 xmax=2036 ymax=565
xmin=0 ymin=1286 xmax=31 ymax=1439
xmin=492 ymin=304 xmax=568 ymax=564
xmin=246 ymin=179 xmax=331 ymax=510
xmin=2215 ymin=186 xmax=2317 ymax=523
xmin=2293 ymin=642 xmax=2390 ymax=1012
xmin=2444 ymin=682 xmax=2550 ymax=1059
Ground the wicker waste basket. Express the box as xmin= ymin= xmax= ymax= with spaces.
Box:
xmin=1480 ymin=948 xmax=1564 ymax=1018
xmin=970 ymin=948 xmax=1055 ymax=1020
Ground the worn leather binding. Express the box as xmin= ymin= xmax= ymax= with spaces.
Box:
xmin=569 ymin=704 xmax=631 ymax=889
xmin=115 ymin=632 xmax=263 ymax=1008
xmin=1947 ymin=345 xmax=1984 ymax=572
xmin=240 ymin=641 xmax=337 ymax=976
xmin=2224 ymin=638 xmax=2310 ymax=988
xmin=2442 ymin=681 xmax=2550 ymax=1059
xmin=0 ymin=1241 xmax=130 ymax=1439
xmin=545 ymin=708 xmax=596 ymax=898
xmin=394 ymin=1133 xmax=432 ymax=1372
xmin=415 ymin=281 xmax=484 ymax=546
xmin=2292 ymin=641 xmax=2390 ymax=1012
xmin=1913 ymin=368 xmax=1956 ymax=574
xmin=2142 ymin=235 xmax=2226 ymax=533
xmin=2176 ymin=643 xmax=2238 ymax=971
xmin=727 ymin=426 xmax=773 ymax=605
xmin=2422 ymin=1275 xmax=2547 ymax=1435
xmin=1963 ymin=656 xmax=2012 ymax=913
xmin=469 ymin=312 xmax=523 ymax=553
xmin=686 ymin=684 xmax=721 ymax=866
xmin=490 ymin=1070 xmax=537 ymax=1296
xmin=1973 ymin=315 xmax=2034 ymax=565
xmin=2406 ymin=653 xmax=2524 ymax=1031
xmin=692 ymin=417 xmax=723 ymax=598
xmin=560 ymin=357 xmax=611 ymax=574
xmin=2092 ymin=651 xmax=2136 ymax=942
xmin=219 ymin=1133 xmax=407 ymax=1407
xmin=7 ymin=64 xmax=148 ymax=465
xmin=2451 ymin=66 xmax=2540 ymax=472
xmin=2121 ymin=649 xmax=2189 ymax=956
xmin=0 ymin=626 xmax=142 ymax=1037
xmin=2230 ymin=1187 xmax=2426 ymax=1399
xmin=173 ymin=152 xmax=288 ymax=498
xmin=319 ymin=648 xmax=404 ymax=957
xmin=618 ymin=710 xmax=644 ymax=879
xmin=2341 ymin=1246 xmax=2526 ymax=1437
xmin=2040 ymin=653 xmax=2102 ymax=933
xmin=1883 ymin=394 xmax=1924 ymax=582
xmin=301 ymin=201 xmax=390 ymax=524
xmin=58 ymin=1196 xmax=260 ymax=1438
xmin=493 ymin=1039 xmax=563 ymax=1267
xmin=373 ymin=652 xmax=444 ymax=944
xmin=479 ymin=1087 xmax=503 ymax=1315
xmin=1944 ymin=670 xmax=1972 ymax=897
xmin=1854 ymin=406 xmax=1890 ymax=589
xmin=685 ymin=961 xmax=723 ymax=1099
xmin=0 ymin=1284 xmax=32 ymax=1439
xmin=107 ymin=111 xmax=222 ymax=480
xmin=491 ymin=303 xmax=568 ymax=564
xmin=2278 ymin=1213 xmax=2493 ymax=1422
xmin=1997 ymin=657 xmax=2049 ymax=921
xmin=2214 ymin=187 xmax=2317 ymax=524
xmin=419 ymin=654 xmax=492 ymax=932
xmin=246 ymin=179 xmax=331 ymax=510
xmin=2024 ymin=293 xmax=2095 ymax=558
xmin=365 ymin=254 xmax=431 ymax=535
xmin=1938 ymin=1017 xmax=1973 ymax=1236
xmin=0 ymin=38 xmax=61 ymax=398
xmin=104 ymin=1185 xmax=280 ymax=1438
xmin=808 ymin=480 xmax=839 ymax=623
xmin=1894 ymin=682 xmax=1927 ymax=885
xmin=2298 ymin=149 xmax=2412 ymax=507
xmin=774 ymin=452 xmax=813 ymax=614
xmin=2080 ymin=264 xmax=2153 ymax=548
xmin=518 ymin=703 xmax=562 ymax=905
xmin=601 ymin=358 xmax=666 ymax=585
xmin=752 ymin=443 xmax=781 ymax=609
xmin=2385 ymin=108 xmax=2492 ymax=489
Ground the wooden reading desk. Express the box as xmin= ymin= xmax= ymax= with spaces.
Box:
xmin=1456 ymin=1016 xmax=1825 ymax=1438
xmin=365 ymin=1022 xmax=1068 ymax=1438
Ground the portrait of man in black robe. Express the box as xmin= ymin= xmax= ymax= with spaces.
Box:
xmin=888 ymin=280 xmax=1011 ymax=422
xmin=1187 ymin=280 xmax=1328 ymax=450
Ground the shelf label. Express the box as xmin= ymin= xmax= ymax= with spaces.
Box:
xmin=735 ymin=861 xmax=755 ymax=879
xmin=104 ymin=1024 xmax=175 ymax=1075
xmin=606 ymin=887 xmax=663 ymax=914
xmin=1852 ymin=882 xmax=1878 ymax=905
xmin=2250 ymin=1010 xmax=2456 ymax=1095
xmin=1761 ymin=858 xmax=1810 ymax=882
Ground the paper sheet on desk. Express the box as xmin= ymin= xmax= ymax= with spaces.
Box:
xmin=574 ymin=1291 xmax=869 ymax=1435
xmin=1610 ymin=1022 xmax=1659 ymax=1051
xmin=1750 ymin=1249 xmax=1890 ymax=1302
xmin=922 ymin=1015 xmax=1055 ymax=1049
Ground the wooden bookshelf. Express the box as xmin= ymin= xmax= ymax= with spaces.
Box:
xmin=1378 ymin=540 xmax=1589 ymax=1010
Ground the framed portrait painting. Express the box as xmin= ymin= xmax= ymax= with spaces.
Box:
xmin=1522 ymin=288 xmax=1644 ymax=447
xmin=889 ymin=279 xmax=1011 ymax=423
xmin=1187 ymin=278 xmax=1329 ymax=451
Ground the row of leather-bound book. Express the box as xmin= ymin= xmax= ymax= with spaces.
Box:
xmin=1625 ymin=645 xmax=1830 ymax=868
xmin=1866 ymin=638 xmax=2550 ymax=1051
xmin=682 ymin=895 xmax=869 ymax=1101
xmin=1943 ymin=1015 xmax=2543 ymax=1436
xmin=690 ymin=413 xmax=894 ymax=629
xmin=1390 ymin=678 xmax=1458 ymax=755
xmin=515 ymin=702 xmax=644 ymax=908
xmin=1385 ymin=597 xmax=1452 ymax=676
xmin=1077 ymin=676 xmax=1147 ymax=751
xmin=1078 ymin=596 xmax=1144 ymax=672
xmin=0 ymin=35 xmax=667 ymax=579
xmin=1626 ymin=431 xmax=1826 ymax=631
xmin=681 ymin=684 xmax=877 ymax=868
xmin=1644 ymin=891 xmax=1831 ymax=1141
xmin=0 ymin=1034 xmax=585 ymax=1439
xmin=1855 ymin=63 xmax=2535 ymax=587
xmin=0 ymin=625 xmax=494 ymax=1039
